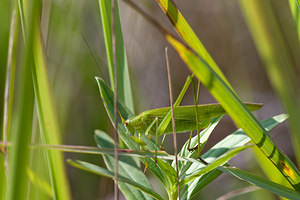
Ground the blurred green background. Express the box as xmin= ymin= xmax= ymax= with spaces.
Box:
xmin=1 ymin=0 xmax=299 ymax=199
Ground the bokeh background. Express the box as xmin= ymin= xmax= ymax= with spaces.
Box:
xmin=1 ymin=0 xmax=299 ymax=199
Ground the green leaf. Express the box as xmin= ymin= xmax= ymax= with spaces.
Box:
xmin=219 ymin=167 xmax=300 ymax=200
xmin=30 ymin=6 xmax=71 ymax=200
xmin=181 ymin=114 xmax=289 ymax=199
xmin=1 ymin=3 xmax=19 ymax=199
xmin=288 ymin=0 xmax=300 ymax=40
xmin=155 ymin=0 xmax=233 ymax=92
xmin=98 ymin=0 xmax=134 ymax=112
xmin=95 ymin=131 xmax=155 ymax=200
xmin=68 ymin=160 xmax=163 ymax=200
xmin=156 ymin=159 xmax=178 ymax=199
xmin=181 ymin=145 xmax=252 ymax=186
xmin=166 ymin=34 xmax=300 ymax=190
xmin=6 ymin=1 xmax=35 ymax=199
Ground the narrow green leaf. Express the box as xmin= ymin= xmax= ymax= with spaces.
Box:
xmin=181 ymin=145 xmax=252 ymax=186
xmin=68 ymin=160 xmax=163 ymax=200
xmin=156 ymin=159 xmax=178 ymax=198
xmin=26 ymin=167 xmax=53 ymax=198
xmin=30 ymin=6 xmax=71 ymax=200
xmin=1 ymin=3 xmax=19 ymax=199
xmin=6 ymin=1 xmax=35 ymax=199
xmin=289 ymin=0 xmax=300 ymax=40
xmin=219 ymin=167 xmax=300 ymax=200
xmin=95 ymin=130 xmax=155 ymax=200
xmin=155 ymin=0 xmax=234 ymax=92
xmin=98 ymin=0 xmax=134 ymax=112
xmin=181 ymin=114 xmax=289 ymax=199
xmin=166 ymin=34 xmax=300 ymax=190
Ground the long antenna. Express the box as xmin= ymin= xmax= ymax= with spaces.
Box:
xmin=165 ymin=47 xmax=180 ymax=199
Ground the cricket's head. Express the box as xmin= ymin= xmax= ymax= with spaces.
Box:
xmin=124 ymin=119 xmax=135 ymax=134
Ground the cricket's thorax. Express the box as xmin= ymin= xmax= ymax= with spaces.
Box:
xmin=125 ymin=113 xmax=147 ymax=134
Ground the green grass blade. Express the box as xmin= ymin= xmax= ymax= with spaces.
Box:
xmin=28 ymin=3 xmax=71 ymax=199
xmin=1 ymin=3 xmax=19 ymax=199
xmin=6 ymin=1 xmax=36 ymax=199
xmin=95 ymin=130 xmax=155 ymax=200
xmin=68 ymin=160 xmax=163 ymax=200
xmin=289 ymin=0 xmax=300 ymax=40
xmin=0 ymin=1 xmax=10 ymax=198
xmin=238 ymin=0 xmax=300 ymax=167
xmin=155 ymin=159 xmax=178 ymax=199
xmin=155 ymin=0 xmax=234 ymax=92
xmin=181 ymin=114 xmax=289 ymax=199
xmin=219 ymin=167 xmax=300 ymax=200
xmin=253 ymin=145 xmax=293 ymax=189
xmin=166 ymin=34 xmax=300 ymax=190
xmin=27 ymin=167 xmax=53 ymax=198
xmin=98 ymin=0 xmax=134 ymax=112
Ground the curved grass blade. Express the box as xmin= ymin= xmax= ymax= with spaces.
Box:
xmin=219 ymin=166 xmax=300 ymax=200
xmin=68 ymin=160 xmax=163 ymax=200
xmin=155 ymin=0 xmax=234 ymax=92
xmin=166 ymin=34 xmax=300 ymax=190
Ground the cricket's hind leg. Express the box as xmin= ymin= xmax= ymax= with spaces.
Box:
xmin=187 ymin=130 xmax=199 ymax=152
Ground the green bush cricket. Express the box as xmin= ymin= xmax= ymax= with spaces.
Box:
xmin=125 ymin=103 xmax=263 ymax=135
xmin=123 ymin=75 xmax=263 ymax=160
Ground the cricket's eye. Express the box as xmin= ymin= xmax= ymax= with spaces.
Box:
xmin=125 ymin=121 xmax=128 ymax=126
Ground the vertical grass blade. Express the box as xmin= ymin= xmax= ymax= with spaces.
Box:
xmin=16 ymin=0 xmax=71 ymax=199
xmin=238 ymin=0 xmax=300 ymax=167
xmin=1 ymin=2 xmax=19 ymax=199
xmin=6 ymin=0 xmax=36 ymax=199
xmin=30 ymin=6 xmax=71 ymax=200
xmin=0 ymin=1 xmax=11 ymax=197
xmin=98 ymin=0 xmax=134 ymax=112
